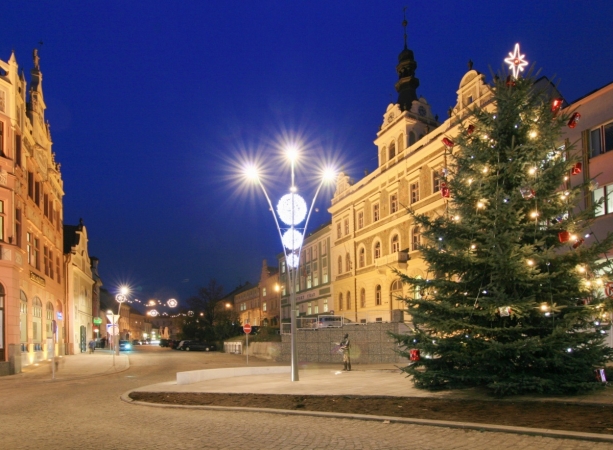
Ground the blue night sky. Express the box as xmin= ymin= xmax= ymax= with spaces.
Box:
xmin=2 ymin=1 xmax=612 ymax=307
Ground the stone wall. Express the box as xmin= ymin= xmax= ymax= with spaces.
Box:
xmin=278 ymin=322 xmax=410 ymax=364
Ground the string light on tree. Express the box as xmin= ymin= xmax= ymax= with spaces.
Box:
xmin=504 ymin=43 xmax=528 ymax=78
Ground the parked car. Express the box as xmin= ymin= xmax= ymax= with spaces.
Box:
xmin=176 ymin=340 xmax=216 ymax=352
xmin=132 ymin=339 xmax=142 ymax=345
xmin=119 ymin=340 xmax=132 ymax=351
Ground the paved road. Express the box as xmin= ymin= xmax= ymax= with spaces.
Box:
xmin=0 ymin=346 xmax=610 ymax=449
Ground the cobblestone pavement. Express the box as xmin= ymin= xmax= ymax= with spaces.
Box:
xmin=1 ymin=347 xmax=611 ymax=450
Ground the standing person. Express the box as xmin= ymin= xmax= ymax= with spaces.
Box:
xmin=340 ymin=333 xmax=351 ymax=371
xmin=88 ymin=339 xmax=96 ymax=354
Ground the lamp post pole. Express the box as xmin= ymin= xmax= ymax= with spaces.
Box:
xmin=246 ymin=150 xmax=333 ymax=382
xmin=115 ymin=287 xmax=128 ymax=356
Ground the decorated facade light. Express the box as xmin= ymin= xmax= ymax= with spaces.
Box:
xmin=167 ymin=298 xmax=178 ymax=308
xmin=567 ymin=112 xmax=581 ymax=128
xmin=149 ymin=309 xmax=159 ymax=317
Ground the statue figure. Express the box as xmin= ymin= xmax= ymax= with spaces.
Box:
xmin=33 ymin=49 xmax=40 ymax=70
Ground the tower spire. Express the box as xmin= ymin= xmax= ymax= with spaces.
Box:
xmin=402 ymin=7 xmax=408 ymax=50
xmin=394 ymin=8 xmax=419 ymax=111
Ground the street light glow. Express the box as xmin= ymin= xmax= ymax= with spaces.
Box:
xmin=245 ymin=164 xmax=259 ymax=180
xmin=286 ymin=146 xmax=298 ymax=162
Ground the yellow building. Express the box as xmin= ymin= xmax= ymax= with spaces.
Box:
xmin=328 ymin=41 xmax=493 ymax=325
xmin=0 ymin=50 xmax=65 ymax=373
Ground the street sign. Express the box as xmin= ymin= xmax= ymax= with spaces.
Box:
xmin=106 ymin=313 xmax=119 ymax=324
xmin=93 ymin=317 xmax=102 ymax=325
xmin=243 ymin=324 xmax=252 ymax=334
xmin=107 ymin=323 xmax=119 ymax=336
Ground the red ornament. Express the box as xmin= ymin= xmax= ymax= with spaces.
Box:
xmin=571 ymin=162 xmax=582 ymax=175
xmin=442 ymin=137 xmax=455 ymax=150
xmin=466 ymin=124 xmax=475 ymax=135
xmin=440 ymin=182 xmax=450 ymax=198
xmin=505 ymin=75 xmax=516 ymax=87
xmin=558 ymin=231 xmax=570 ymax=243
xmin=567 ymin=112 xmax=581 ymax=128
xmin=551 ymin=98 xmax=563 ymax=114
xmin=409 ymin=349 xmax=421 ymax=361
xmin=572 ymin=238 xmax=585 ymax=249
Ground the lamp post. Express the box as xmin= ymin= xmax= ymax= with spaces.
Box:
xmin=114 ymin=286 xmax=129 ymax=356
xmin=246 ymin=148 xmax=334 ymax=382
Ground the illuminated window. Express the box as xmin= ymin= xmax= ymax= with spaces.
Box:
xmin=590 ymin=122 xmax=613 ymax=157
xmin=391 ymin=234 xmax=400 ymax=253
xmin=390 ymin=194 xmax=398 ymax=214
xmin=594 ymin=184 xmax=613 ymax=216
xmin=375 ymin=285 xmax=382 ymax=306
xmin=357 ymin=211 xmax=364 ymax=229
xmin=345 ymin=253 xmax=351 ymax=272
xmin=374 ymin=241 xmax=381 ymax=259
xmin=373 ymin=203 xmax=380 ymax=222
xmin=412 ymin=227 xmax=421 ymax=251
xmin=410 ymin=182 xmax=420 ymax=204
xmin=433 ymin=169 xmax=442 ymax=193
xmin=359 ymin=247 xmax=365 ymax=268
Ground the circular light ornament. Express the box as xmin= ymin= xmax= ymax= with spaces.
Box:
xmin=149 ymin=309 xmax=159 ymax=317
xmin=167 ymin=298 xmax=178 ymax=308
xmin=286 ymin=253 xmax=300 ymax=268
xmin=148 ymin=299 xmax=157 ymax=307
xmin=188 ymin=310 xmax=195 ymax=317
xmin=282 ymin=229 xmax=304 ymax=250
xmin=115 ymin=294 xmax=126 ymax=303
xmin=277 ymin=193 xmax=307 ymax=225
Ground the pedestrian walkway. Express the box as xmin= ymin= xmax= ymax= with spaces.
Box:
xmin=3 ymin=349 xmax=129 ymax=382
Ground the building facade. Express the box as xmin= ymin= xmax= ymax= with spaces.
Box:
xmin=64 ymin=220 xmax=95 ymax=354
xmin=328 ymin=40 xmax=494 ymax=325
xmin=0 ymin=50 xmax=65 ymax=374
xmin=258 ymin=259 xmax=280 ymax=327
xmin=235 ymin=283 xmax=260 ymax=326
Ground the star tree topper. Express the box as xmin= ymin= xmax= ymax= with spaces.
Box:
xmin=504 ymin=43 xmax=528 ymax=79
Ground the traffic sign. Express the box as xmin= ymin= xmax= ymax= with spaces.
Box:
xmin=243 ymin=324 xmax=252 ymax=334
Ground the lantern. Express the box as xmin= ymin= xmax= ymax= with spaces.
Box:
xmin=567 ymin=112 xmax=581 ymax=128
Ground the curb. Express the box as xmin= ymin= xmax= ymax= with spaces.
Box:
xmin=120 ymin=389 xmax=613 ymax=444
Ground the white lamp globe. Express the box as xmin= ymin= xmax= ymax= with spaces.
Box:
xmin=282 ymin=229 xmax=304 ymax=250
xmin=149 ymin=309 xmax=159 ymax=317
xmin=286 ymin=253 xmax=300 ymax=268
xmin=277 ymin=193 xmax=307 ymax=226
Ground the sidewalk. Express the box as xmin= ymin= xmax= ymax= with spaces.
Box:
xmin=4 ymin=349 xmax=129 ymax=382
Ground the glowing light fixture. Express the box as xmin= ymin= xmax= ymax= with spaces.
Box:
xmin=277 ymin=194 xmax=307 ymax=225
xmin=282 ymin=229 xmax=304 ymax=250
xmin=504 ymin=43 xmax=528 ymax=79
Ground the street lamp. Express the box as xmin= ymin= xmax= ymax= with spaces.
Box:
xmin=245 ymin=147 xmax=335 ymax=382
xmin=114 ymin=286 xmax=129 ymax=356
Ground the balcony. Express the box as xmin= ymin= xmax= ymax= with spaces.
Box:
xmin=374 ymin=251 xmax=408 ymax=268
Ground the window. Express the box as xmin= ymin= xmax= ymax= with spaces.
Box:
xmin=0 ymin=122 xmax=4 ymax=156
xmin=374 ymin=241 xmax=381 ymax=259
xmin=373 ymin=203 xmax=380 ymax=222
xmin=15 ymin=208 xmax=21 ymax=247
xmin=35 ymin=181 xmax=41 ymax=207
xmin=398 ymin=134 xmax=404 ymax=153
xmin=322 ymin=257 xmax=328 ymax=283
xmin=262 ymin=302 xmax=267 ymax=312
xmin=344 ymin=218 xmax=349 ymax=235
xmin=314 ymin=304 xmax=319 ymax=314
xmin=20 ymin=291 xmax=27 ymax=347
xmin=27 ymin=232 xmax=31 ymax=264
xmin=359 ymin=247 xmax=365 ymax=268
xmin=346 ymin=291 xmax=351 ymax=310
xmin=262 ymin=288 xmax=267 ymax=297
xmin=375 ymin=285 xmax=382 ymax=306
xmin=594 ymin=185 xmax=613 ymax=216
xmin=345 ymin=253 xmax=351 ymax=272
xmin=390 ymin=194 xmax=398 ymax=214
xmin=389 ymin=141 xmax=396 ymax=159
xmin=590 ymin=122 xmax=613 ymax=157
xmin=56 ymin=256 xmax=61 ymax=284
xmin=33 ymin=297 xmax=42 ymax=346
xmin=339 ymin=293 xmax=343 ymax=311
xmin=391 ymin=279 xmax=402 ymax=295
xmin=322 ymin=240 xmax=327 ymax=255
xmin=49 ymin=250 xmax=54 ymax=279
xmin=34 ymin=238 xmax=40 ymax=270
xmin=46 ymin=302 xmax=54 ymax=338
xmin=412 ymin=226 xmax=421 ymax=251
xmin=0 ymin=200 xmax=4 ymax=241
xmin=357 ymin=211 xmax=364 ymax=229
xmin=15 ymin=134 xmax=21 ymax=167
xmin=433 ymin=169 xmax=442 ymax=193
xmin=410 ymin=182 xmax=420 ymax=204
xmin=360 ymin=288 xmax=366 ymax=308
xmin=28 ymin=172 xmax=34 ymax=199
xmin=307 ymin=302 xmax=311 ymax=315
xmin=281 ymin=261 xmax=286 ymax=273
xmin=323 ymin=298 xmax=328 ymax=312
xmin=338 ymin=256 xmax=343 ymax=275
xmin=43 ymin=246 xmax=50 ymax=276
xmin=336 ymin=222 xmax=342 ymax=239
xmin=391 ymin=234 xmax=400 ymax=253
xmin=43 ymin=194 xmax=48 ymax=217
xmin=313 ymin=261 xmax=319 ymax=286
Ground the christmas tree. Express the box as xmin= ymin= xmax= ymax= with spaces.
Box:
xmin=396 ymin=71 xmax=613 ymax=396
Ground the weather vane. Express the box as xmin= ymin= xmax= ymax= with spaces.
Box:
xmin=504 ymin=43 xmax=528 ymax=79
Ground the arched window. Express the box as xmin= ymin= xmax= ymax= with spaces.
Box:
xmin=346 ymin=291 xmax=351 ymax=310
xmin=409 ymin=131 xmax=416 ymax=146
xmin=374 ymin=241 xmax=381 ymax=260
xmin=20 ymin=290 xmax=27 ymax=350
xmin=345 ymin=253 xmax=351 ymax=272
xmin=398 ymin=133 xmax=405 ymax=153
xmin=412 ymin=227 xmax=421 ymax=251
xmin=360 ymin=288 xmax=366 ymax=308
xmin=339 ymin=293 xmax=344 ymax=311
xmin=380 ymin=146 xmax=387 ymax=165
xmin=389 ymin=141 xmax=396 ymax=159
xmin=46 ymin=302 xmax=54 ymax=338
xmin=359 ymin=247 xmax=365 ymax=268
xmin=391 ymin=234 xmax=400 ymax=253
xmin=338 ymin=256 xmax=343 ymax=275
xmin=32 ymin=297 xmax=43 ymax=350
xmin=375 ymin=285 xmax=382 ymax=306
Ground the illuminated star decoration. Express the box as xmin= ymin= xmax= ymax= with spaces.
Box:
xmin=504 ymin=43 xmax=528 ymax=79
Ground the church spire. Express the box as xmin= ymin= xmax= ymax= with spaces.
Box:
xmin=395 ymin=8 xmax=419 ymax=111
